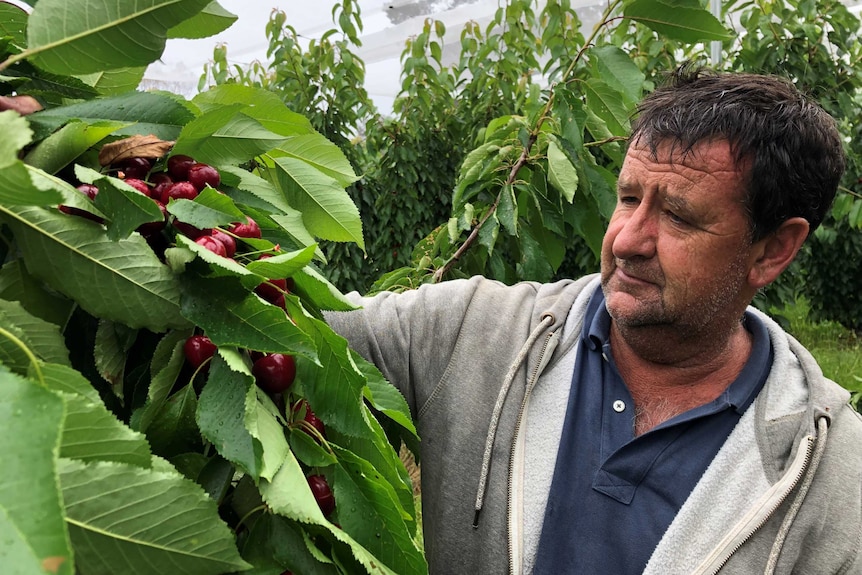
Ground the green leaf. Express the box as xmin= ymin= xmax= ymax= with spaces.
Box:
xmin=289 ymin=427 xmax=338 ymax=467
xmin=517 ymin=225 xmax=555 ymax=282
xmin=329 ymin=409 xmax=417 ymax=529
xmin=192 ymin=84 xmax=315 ymax=138
xmin=60 ymin=391 xmax=153 ymax=467
xmin=0 ymin=299 xmax=70 ymax=374
xmin=59 ymin=457 xmax=250 ymax=574
xmin=168 ymin=0 xmax=237 ymax=39
xmin=583 ymin=77 xmax=631 ymax=137
xmin=245 ymin=245 xmax=316 ymax=280
xmin=260 ymin=451 xmax=400 ymax=575
xmin=36 ymin=361 xmax=102 ymax=405
xmin=76 ymin=67 xmax=148 ymax=95
xmin=0 ymin=162 xmax=64 ymax=207
xmin=26 ymin=0 xmax=215 ymax=75
xmin=219 ymin=164 xmax=293 ymax=214
xmin=289 ymin=311 xmax=371 ymax=440
xmin=23 ymin=120 xmax=127 ymax=175
xmin=28 ymin=92 xmax=196 ymax=141
xmin=180 ymin=273 xmax=318 ymax=359
xmin=4 ymin=61 xmax=101 ymax=103
xmin=131 ymin=329 xmax=190 ymax=432
xmin=167 ymin=186 xmax=247 ymax=229
xmin=293 ymin=266 xmax=360 ymax=312
xmin=75 ymin=166 xmax=164 ymax=241
xmin=0 ymin=367 xmax=73 ymax=575
xmin=273 ymin=133 xmax=360 ymax=188
xmin=172 ymin=105 xmax=290 ymax=166
xmin=145 ymin=383 xmax=202 ymax=459
xmin=0 ymin=127 xmax=70 ymax=212
xmin=0 ymin=260 xmax=74 ymax=327
xmin=0 ymin=110 xmax=32 ymax=169
xmin=196 ymin=352 xmax=261 ymax=478
xmin=269 ymin=212 xmax=320 ymax=254
xmin=174 ymin=235 xmax=255 ymax=281
xmin=588 ymin=45 xmax=645 ymax=106
xmin=331 ymin=446 xmax=427 ymax=575
xmin=564 ymin=182 xmax=606 ymax=259
xmin=272 ymin=157 xmax=364 ymax=248
xmin=624 ymin=0 xmax=734 ymax=42
xmin=0 ymin=205 xmax=189 ymax=332
xmin=355 ymin=352 xmax=418 ymax=441
xmin=241 ymin=514 xmax=340 ymax=575
xmin=497 ymin=183 xmax=518 ymax=236
xmin=93 ymin=319 xmax=136 ymax=398
xmin=547 ymin=138 xmax=579 ymax=203
xmin=247 ymin=386 xmax=290 ymax=481
xmin=0 ymin=3 xmax=27 ymax=47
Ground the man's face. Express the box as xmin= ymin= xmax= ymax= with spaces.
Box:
xmin=601 ymin=139 xmax=759 ymax=339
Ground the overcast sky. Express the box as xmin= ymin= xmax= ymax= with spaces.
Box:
xmin=146 ymin=0 xmax=504 ymax=109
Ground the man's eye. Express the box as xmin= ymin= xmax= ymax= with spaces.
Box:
xmin=666 ymin=211 xmax=688 ymax=225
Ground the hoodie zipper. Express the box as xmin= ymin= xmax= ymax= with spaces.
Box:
xmin=693 ymin=432 xmax=816 ymax=575
xmin=507 ymin=329 xmax=555 ymax=575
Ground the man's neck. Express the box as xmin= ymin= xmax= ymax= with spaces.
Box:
xmin=610 ymin=321 xmax=753 ymax=435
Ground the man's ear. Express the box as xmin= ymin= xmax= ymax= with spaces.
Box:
xmin=748 ymin=217 xmax=810 ymax=289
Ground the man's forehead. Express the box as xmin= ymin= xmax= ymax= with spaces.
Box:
xmin=621 ymin=138 xmax=748 ymax=178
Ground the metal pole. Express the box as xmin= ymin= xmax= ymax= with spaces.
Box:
xmin=710 ymin=0 xmax=723 ymax=66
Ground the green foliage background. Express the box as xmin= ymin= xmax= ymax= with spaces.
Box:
xmin=203 ymin=0 xmax=862 ymax=331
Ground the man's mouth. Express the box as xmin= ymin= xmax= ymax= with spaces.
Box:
xmin=613 ymin=261 xmax=662 ymax=286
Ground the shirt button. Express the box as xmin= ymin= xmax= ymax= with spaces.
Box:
xmin=613 ymin=400 xmax=626 ymax=413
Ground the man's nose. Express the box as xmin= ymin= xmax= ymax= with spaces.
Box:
xmin=612 ymin=206 xmax=658 ymax=260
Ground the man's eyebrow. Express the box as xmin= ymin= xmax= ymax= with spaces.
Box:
xmin=664 ymin=193 xmax=690 ymax=213
xmin=616 ymin=179 xmax=638 ymax=193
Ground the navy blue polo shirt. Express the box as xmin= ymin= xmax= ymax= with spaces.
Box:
xmin=532 ymin=287 xmax=772 ymax=574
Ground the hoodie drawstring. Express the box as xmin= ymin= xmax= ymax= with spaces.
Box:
xmin=473 ymin=315 xmax=555 ymax=528
xmin=764 ymin=415 xmax=829 ymax=574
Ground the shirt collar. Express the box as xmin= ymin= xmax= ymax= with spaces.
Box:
xmin=580 ymin=285 xmax=772 ymax=414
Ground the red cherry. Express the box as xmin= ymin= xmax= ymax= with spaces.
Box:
xmin=136 ymin=200 xmax=168 ymax=236
xmin=307 ymin=474 xmax=335 ymax=517
xmin=211 ymin=229 xmax=236 ymax=258
xmin=149 ymin=172 xmax=172 ymax=186
xmin=58 ymin=204 xmax=104 ymax=224
xmin=124 ymin=178 xmax=151 ymax=196
xmin=76 ymin=183 xmax=98 ymax=200
xmin=188 ymin=163 xmax=221 ymax=191
xmin=195 ymin=235 xmax=227 ymax=257
xmin=162 ymin=181 xmax=198 ymax=203
xmin=120 ymin=157 xmax=153 ymax=179
xmin=183 ymin=335 xmax=216 ymax=369
xmin=167 ymin=154 xmax=196 ymax=180
xmin=252 ymin=353 xmax=296 ymax=394
xmin=229 ymin=217 xmax=261 ymax=239
xmin=172 ymin=220 xmax=210 ymax=239
xmin=255 ymin=278 xmax=288 ymax=304
xmin=293 ymin=400 xmax=326 ymax=438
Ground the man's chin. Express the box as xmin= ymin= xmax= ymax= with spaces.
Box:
xmin=604 ymin=294 xmax=667 ymax=328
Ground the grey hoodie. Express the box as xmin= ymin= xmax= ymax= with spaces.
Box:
xmin=327 ymin=274 xmax=862 ymax=574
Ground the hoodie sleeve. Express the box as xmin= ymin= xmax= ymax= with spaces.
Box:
xmin=325 ymin=277 xmax=485 ymax=416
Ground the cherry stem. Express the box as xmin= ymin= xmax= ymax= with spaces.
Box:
xmin=0 ymin=326 xmax=45 ymax=386
xmin=295 ymin=419 xmax=334 ymax=454
xmin=235 ymin=504 xmax=269 ymax=533
xmin=190 ymin=356 xmax=212 ymax=381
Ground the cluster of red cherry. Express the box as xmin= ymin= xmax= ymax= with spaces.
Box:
xmin=64 ymin=151 xmax=337 ymax=522
xmin=183 ymin=334 xmax=335 ymax=519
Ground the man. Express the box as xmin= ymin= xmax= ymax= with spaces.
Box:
xmin=326 ymin=68 xmax=862 ymax=574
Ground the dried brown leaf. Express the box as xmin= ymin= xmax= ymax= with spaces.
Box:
xmin=0 ymin=95 xmax=43 ymax=115
xmin=98 ymin=135 xmax=175 ymax=166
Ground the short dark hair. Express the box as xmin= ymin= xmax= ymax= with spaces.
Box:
xmin=629 ymin=65 xmax=845 ymax=240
